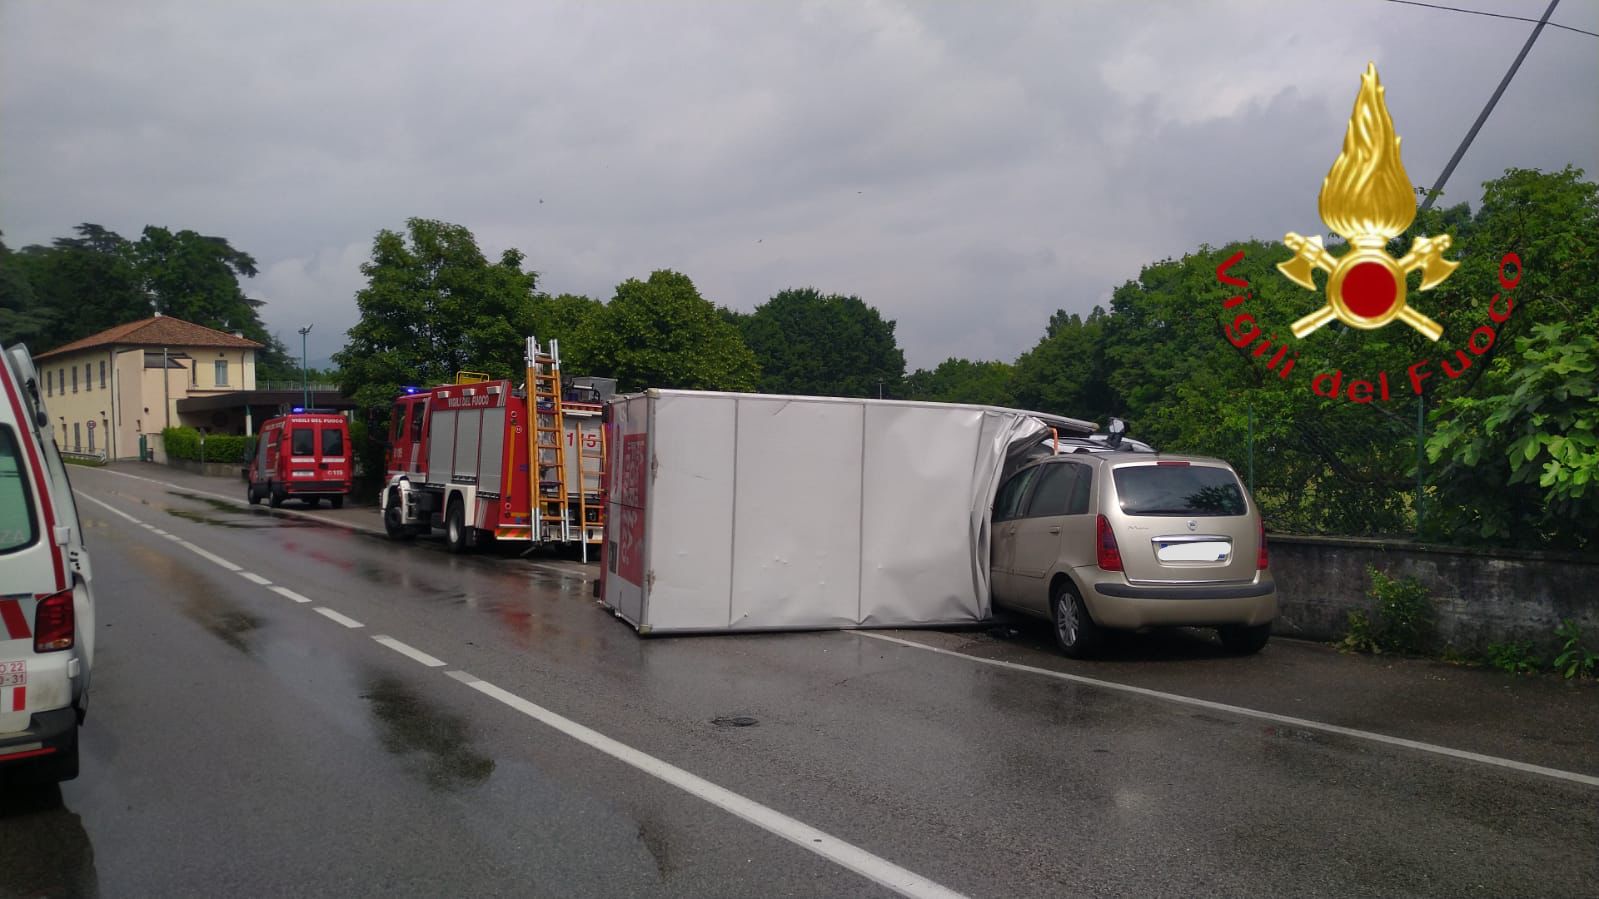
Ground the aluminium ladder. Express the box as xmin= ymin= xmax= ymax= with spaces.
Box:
xmin=526 ymin=337 xmax=570 ymax=545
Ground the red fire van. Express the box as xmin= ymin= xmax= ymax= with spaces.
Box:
xmin=247 ymin=412 xmax=352 ymax=508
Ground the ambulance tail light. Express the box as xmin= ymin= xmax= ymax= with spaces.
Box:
xmin=34 ymin=588 xmax=74 ymax=652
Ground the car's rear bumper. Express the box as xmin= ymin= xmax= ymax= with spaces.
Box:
xmin=1082 ymin=573 xmax=1278 ymax=629
xmin=284 ymin=481 xmax=349 ymax=494
xmin=0 ymin=707 xmax=76 ymax=768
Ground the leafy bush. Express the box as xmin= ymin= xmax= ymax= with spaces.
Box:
xmin=1337 ymin=566 xmax=1434 ymax=655
xmin=1486 ymin=641 xmax=1541 ymax=675
xmin=1553 ymin=620 xmax=1598 ymax=680
xmin=161 ymin=427 xmax=255 ymax=464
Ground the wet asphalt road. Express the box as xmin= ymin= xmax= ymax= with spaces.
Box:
xmin=2 ymin=464 xmax=1596 ymax=898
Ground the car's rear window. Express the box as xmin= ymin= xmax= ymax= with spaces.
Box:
xmin=1112 ymin=464 xmax=1247 ymax=516
xmin=321 ymin=428 xmax=344 ymax=457
xmin=0 ymin=426 xmax=39 ymax=553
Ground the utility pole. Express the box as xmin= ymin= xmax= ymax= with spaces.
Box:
xmin=298 ymin=324 xmax=313 ymax=411
xmin=1417 ymin=0 xmax=1560 ymax=215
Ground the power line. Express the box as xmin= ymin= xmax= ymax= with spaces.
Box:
xmin=1381 ymin=0 xmax=1598 ymax=38
xmin=1419 ymin=0 xmax=1563 ymax=214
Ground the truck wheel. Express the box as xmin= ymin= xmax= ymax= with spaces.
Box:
xmin=384 ymin=490 xmax=413 ymax=541
xmin=247 ymin=483 xmax=260 ymax=505
xmin=445 ymin=499 xmax=471 ymax=554
xmin=330 ymin=496 xmax=344 ymax=510
xmin=305 ymin=497 xmax=321 ymax=509
xmin=269 ymin=484 xmax=285 ymax=508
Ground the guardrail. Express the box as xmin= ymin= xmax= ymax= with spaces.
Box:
xmin=258 ymin=381 xmax=341 ymax=392
xmin=60 ymin=449 xmax=107 ymax=466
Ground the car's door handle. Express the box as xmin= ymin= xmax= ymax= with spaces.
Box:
xmin=1048 ymin=527 xmax=1061 ymax=535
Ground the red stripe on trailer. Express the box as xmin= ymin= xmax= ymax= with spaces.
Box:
xmin=11 ymin=685 xmax=24 ymax=712
xmin=0 ymin=746 xmax=54 ymax=762
xmin=0 ymin=361 xmax=66 ymax=590
xmin=0 ymin=599 xmax=30 ymax=639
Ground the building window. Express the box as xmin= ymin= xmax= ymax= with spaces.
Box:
xmin=73 ymin=422 xmax=81 ymax=450
xmin=215 ymin=360 xmax=229 ymax=386
xmin=84 ymin=363 xmax=93 ymax=392
xmin=100 ymin=360 xmax=107 ymax=389
xmin=72 ymin=367 xmax=78 ymax=393
xmin=45 ymin=370 xmax=52 ymax=397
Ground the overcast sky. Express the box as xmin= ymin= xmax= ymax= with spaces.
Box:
xmin=3 ymin=0 xmax=1595 ymax=369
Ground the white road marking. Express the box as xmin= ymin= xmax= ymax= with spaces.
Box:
xmin=178 ymin=540 xmax=243 ymax=572
xmin=313 ymin=607 xmax=364 ymax=629
xmin=270 ymin=586 xmax=313 ymax=604
xmin=444 ymin=670 xmax=966 ymax=899
xmin=373 ymin=635 xmax=447 ymax=668
xmin=239 ymin=571 xmax=272 ymax=585
xmin=858 ymin=632 xmax=1599 ymax=789
xmin=162 ymin=533 xmax=181 ymax=541
xmin=75 ymin=492 xmax=140 ymax=523
xmin=84 ymin=466 xmax=383 ymax=534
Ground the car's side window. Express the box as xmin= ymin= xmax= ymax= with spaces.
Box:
xmin=1068 ymin=464 xmax=1093 ymax=515
xmin=1020 ymin=463 xmax=1079 ymax=518
xmin=994 ymin=468 xmax=1038 ymax=522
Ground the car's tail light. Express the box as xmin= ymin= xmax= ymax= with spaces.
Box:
xmin=1256 ymin=519 xmax=1269 ymax=570
xmin=34 ymin=588 xmax=74 ymax=652
xmin=1096 ymin=515 xmax=1123 ymax=571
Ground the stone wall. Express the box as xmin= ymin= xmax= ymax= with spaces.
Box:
xmin=1270 ymin=534 xmax=1599 ymax=653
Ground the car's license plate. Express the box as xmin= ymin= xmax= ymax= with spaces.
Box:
xmin=1156 ymin=540 xmax=1231 ymax=562
xmin=1 ymin=660 xmax=25 ymax=687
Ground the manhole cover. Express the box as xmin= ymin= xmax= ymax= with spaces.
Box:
xmin=711 ymin=715 xmax=759 ymax=728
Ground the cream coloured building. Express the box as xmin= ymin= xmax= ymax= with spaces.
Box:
xmin=34 ymin=315 xmax=261 ymax=460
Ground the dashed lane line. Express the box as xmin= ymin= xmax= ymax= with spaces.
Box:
xmin=313 ymin=607 xmax=364 ymax=629
xmin=270 ymin=586 xmax=313 ymax=604
xmin=177 ymin=540 xmax=243 ymax=572
xmin=858 ymin=632 xmax=1599 ymax=789
xmin=239 ymin=571 xmax=273 ymax=586
xmin=445 ymin=669 xmax=967 ymax=899
xmin=373 ymin=635 xmax=447 ymax=668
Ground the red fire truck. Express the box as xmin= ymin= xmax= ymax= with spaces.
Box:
xmin=378 ymin=338 xmax=606 ymax=555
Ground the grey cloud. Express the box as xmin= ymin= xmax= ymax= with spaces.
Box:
xmin=3 ymin=0 xmax=1595 ymax=368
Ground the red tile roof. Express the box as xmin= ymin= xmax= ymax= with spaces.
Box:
xmin=35 ymin=316 xmax=263 ymax=360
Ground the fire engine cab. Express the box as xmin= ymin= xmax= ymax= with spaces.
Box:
xmin=379 ymin=338 xmax=606 ymax=555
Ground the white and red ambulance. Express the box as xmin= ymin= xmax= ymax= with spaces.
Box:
xmin=1 ymin=339 xmax=95 ymax=784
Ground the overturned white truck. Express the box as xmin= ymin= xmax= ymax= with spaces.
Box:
xmin=598 ymin=389 xmax=1095 ymax=633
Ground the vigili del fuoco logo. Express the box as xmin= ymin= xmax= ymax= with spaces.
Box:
xmin=1215 ymin=63 xmax=1522 ymax=404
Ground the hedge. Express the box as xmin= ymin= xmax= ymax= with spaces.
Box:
xmin=161 ymin=427 xmax=256 ymax=463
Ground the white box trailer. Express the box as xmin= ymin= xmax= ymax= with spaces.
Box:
xmin=599 ymin=389 xmax=1095 ymax=633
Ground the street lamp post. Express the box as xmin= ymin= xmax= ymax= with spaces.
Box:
xmin=298 ymin=325 xmax=313 ymax=411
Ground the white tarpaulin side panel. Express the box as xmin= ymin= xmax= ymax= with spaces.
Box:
xmin=858 ymin=403 xmax=988 ymax=626
xmin=644 ymin=392 xmax=737 ymax=631
xmin=731 ymin=397 xmax=864 ymax=630
xmin=608 ymin=390 xmax=1094 ymax=634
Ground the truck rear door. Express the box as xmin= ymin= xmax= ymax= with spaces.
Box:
xmin=288 ymin=423 xmax=317 ymax=486
xmin=319 ymin=421 xmax=349 ymax=488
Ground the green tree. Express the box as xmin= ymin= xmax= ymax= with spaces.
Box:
xmin=569 ymin=270 xmax=758 ymax=392
xmin=903 ymin=358 xmax=1016 ymax=406
xmin=534 ymin=293 xmax=602 ymax=356
xmin=334 ymin=218 xmax=540 ymax=412
xmin=1010 ymin=307 xmax=1113 ymax=420
xmin=737 ymin=287 xmax=905 ymax=397
xmin=1422 ymin=167 xmax=1599 ymax=549
xmin=12 ymin=224 xmax=147 ymax=348
xmin=0 ymin=235 xmax=53 ymax=348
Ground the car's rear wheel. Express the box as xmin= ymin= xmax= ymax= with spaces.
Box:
xmin=445 ymin=499 xmax=473 ymax=554
xmin=1050 ymin=580 xmax=1102 ymax=659
xmin=384 ymin=490 xmax=413 ymax=541
xmin=268 ymin=483 xmax=284 ymax=508
xmin=1219 ymin=623 xmax=1272 ymax=655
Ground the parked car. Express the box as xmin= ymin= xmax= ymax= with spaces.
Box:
xmin=248 ymin=411 xmax=352 ymax=509
xmin=1 ymin=341 xmax=95 ymax=783
xmin=990 ymin=443 xmax=1276 ymax=658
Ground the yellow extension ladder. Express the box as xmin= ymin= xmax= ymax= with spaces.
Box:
xmin=526 ymin=337 xmax=570 ymax=544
